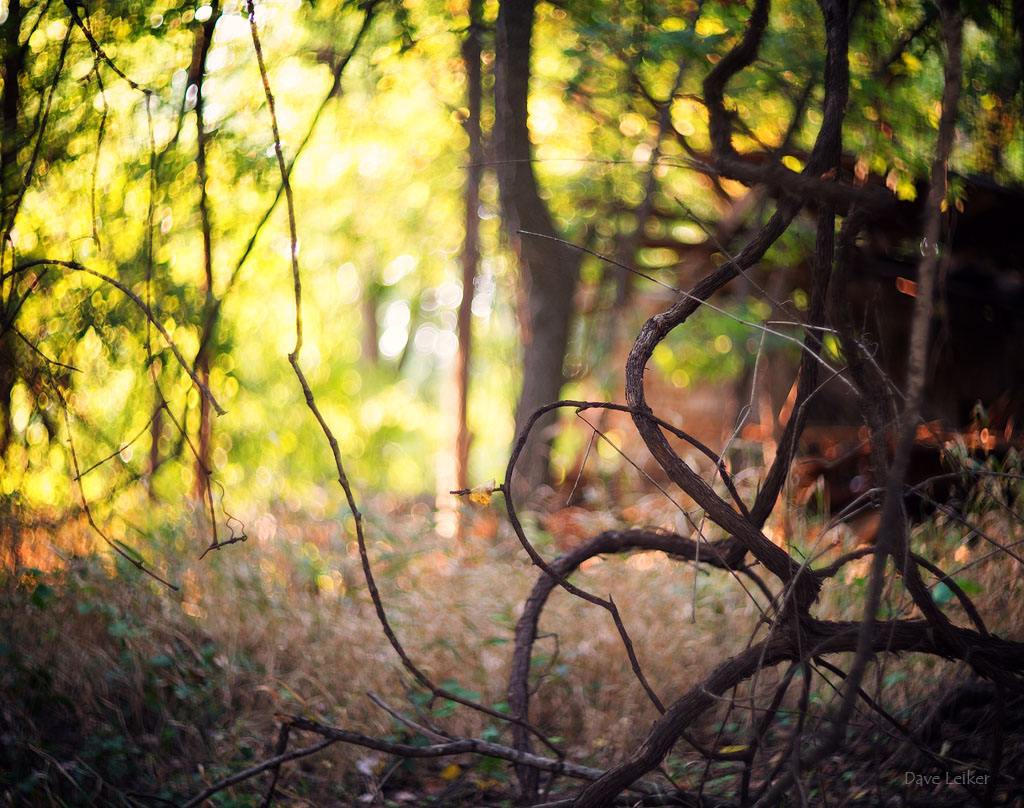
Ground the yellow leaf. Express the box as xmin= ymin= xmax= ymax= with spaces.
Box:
xmin=469 ymin=479 xmax=495 ymax=506
xmin=901 ymin=52 xmax=922 ymax=74
xmin=440 ymin=763 xmax=462 ymax=781
xmin=717 ymin=745 xmax=749 ymax=755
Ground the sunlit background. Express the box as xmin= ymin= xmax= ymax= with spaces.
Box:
xmin=2 ymin=0 xmax=1021 ymax=541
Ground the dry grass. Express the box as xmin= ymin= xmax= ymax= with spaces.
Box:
xmin=2 ymin=480 xmax=1022 ymax=805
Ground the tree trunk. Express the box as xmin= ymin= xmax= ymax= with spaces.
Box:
xmin=191 ymin=1 xmax=220 ymax=502
xmin=494 ymin=0 xmax=579 ymax=495
xmin=1 ymin=0 xmax=24 ymax=234
xmin=455 ymin=0 xmax=484 ymax=492
xmin=1 ymin=1 xmax=24 ymax=458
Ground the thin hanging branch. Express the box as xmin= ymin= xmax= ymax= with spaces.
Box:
xmin=243 ymin=0 xmax=565 ymax=764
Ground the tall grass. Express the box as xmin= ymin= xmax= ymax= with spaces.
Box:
xmin=2 ymin=481 xmax=1021 ymax=805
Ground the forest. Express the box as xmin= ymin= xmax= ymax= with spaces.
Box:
xmin=2 ymin=0 xmax=1024 ymax=804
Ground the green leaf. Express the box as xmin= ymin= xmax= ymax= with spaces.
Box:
xmin=113 ymin=540 xmax=145 ymax=564
xmin=932 ymin=582 xmax=954 ymax=605
xmin=30 ymin=583 xmax=54 ymax=609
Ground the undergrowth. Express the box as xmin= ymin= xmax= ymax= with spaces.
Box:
xmin=2 ymin=478 xmax=1022 ymax=806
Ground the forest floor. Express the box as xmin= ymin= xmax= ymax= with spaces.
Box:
xmin=2 ymin=486 xmax=1023 ymax=806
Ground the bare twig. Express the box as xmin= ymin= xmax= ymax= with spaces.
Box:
xmin=181 ymin=736 xmax=337 ymax=808
xmin=244 ymin=0 xmax=564 ymax=758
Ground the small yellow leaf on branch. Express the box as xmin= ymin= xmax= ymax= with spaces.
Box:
xmin=469 ymin=479 xmax=496 ymax=506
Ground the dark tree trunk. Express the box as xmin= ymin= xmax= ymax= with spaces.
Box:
xmin=180 ymin=0 xmax=224 ymax=505
xmin=147 ymin=398 xmax=164 ymax=495
xmin=1 ymin=0 xmax=24 ymax=234
xmin=0 ymin=333 xmax=15 ymax=457
xmin=494 ymin=0 xmax=580 ymax=494
xmin=191 ymin=1 xmax=220 ymax=502
xmin=1 ymin=1 xmax=24 ymax=457
xmin=455 ymin=0 xmax=484 ymax=493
